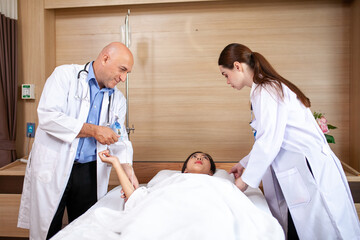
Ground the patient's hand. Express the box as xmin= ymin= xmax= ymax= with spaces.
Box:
xmin=98 ymin=150 xmax=120 ymax=167
xmin=235 ymin=177 xmax=248 ymax=192
xmin=229 ymin=162 xmax=245 ymax=179
xmin=99 ymin=150 xmax=135 ymax=198
xmin=98 ymin=150 xmax=139 ymax=199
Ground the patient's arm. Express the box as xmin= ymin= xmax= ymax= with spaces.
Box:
xmin=235 ymin=177 xmax=248 ymax=192
xmin=98 ymin=150 xmax=135 ymax=198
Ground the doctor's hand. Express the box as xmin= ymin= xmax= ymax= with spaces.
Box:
xmin=235 ymin=177 xmax=248 ymax=192
xmin=78 ymin=123 xmax=120 ymax=145
xmin=229 ymin=162 xmax=245 ymax=179
xmin=94 ymin=126 xmax=120 ymax=145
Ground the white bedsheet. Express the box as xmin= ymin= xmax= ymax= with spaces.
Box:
xmin=52 ymin=173 xmax=284 ymax=240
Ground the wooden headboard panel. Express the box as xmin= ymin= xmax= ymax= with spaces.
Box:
xmin=108 ymin=161 xmax=236 ymax=188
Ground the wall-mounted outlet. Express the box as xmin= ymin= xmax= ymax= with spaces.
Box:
xmin=26 ymin=122 xmax=35 ymax=138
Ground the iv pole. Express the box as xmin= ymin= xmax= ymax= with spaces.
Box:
xmin=124 ymin=9 xmax=135 ymax=137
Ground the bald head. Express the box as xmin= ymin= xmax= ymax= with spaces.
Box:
xmin=98 ymin=42 xmax=133 ymax=64
xmin=93 ymin=42 xmax=134 ymax=89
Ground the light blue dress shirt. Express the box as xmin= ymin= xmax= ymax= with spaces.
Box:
xmin=75 ymin=62 xmax=114 ymax=163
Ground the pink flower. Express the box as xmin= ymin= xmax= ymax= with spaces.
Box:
xmin=317 ymin=116 xmax=329 ymax=134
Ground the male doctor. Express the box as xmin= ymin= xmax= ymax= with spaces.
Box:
xmin=17 ymin=42 xmax=139 ymax=240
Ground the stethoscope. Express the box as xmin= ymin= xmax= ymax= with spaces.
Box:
xmin=75 ymin=62 xmax=91 ymax=101
xmin=77 ymin=61 xmax=91 ymax=79
xmin=76 ymin=62 xmax=113 ymax=127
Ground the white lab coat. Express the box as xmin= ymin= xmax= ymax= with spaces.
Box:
xmin=240 ymin=83 xmax=360 ymax=239
xmin=17 ymin=64 xmax=133 ymax=240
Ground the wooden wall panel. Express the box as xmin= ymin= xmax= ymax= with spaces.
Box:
xmin=16 ymin=0 xmax=44 ymax=159
xmin=350 ymin=0 xmax=360 ymax=170
xmin=16 ymin=0 xmax=56 ymax=158
xmin=44 ymin=0 xmax=220 ymax=9
xmin=54 ymin=1 xmax=351 ymax=164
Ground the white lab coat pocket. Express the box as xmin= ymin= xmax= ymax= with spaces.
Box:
xmin=276 ymin=167 xmax=310 ymax=208
xmin=31 ymin=142 xmax=59 ymax=184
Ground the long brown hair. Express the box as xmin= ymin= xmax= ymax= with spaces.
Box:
xmin=218 ymin=43 xmax=310 ymax=107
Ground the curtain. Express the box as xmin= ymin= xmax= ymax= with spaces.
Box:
xmin=0 ymin=0 xmax=18 ymax=167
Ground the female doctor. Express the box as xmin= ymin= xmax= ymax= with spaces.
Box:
xmin=218 ymin=43 xmax=360 ymax=239
xmin=18 ymin=42 xmax=139 ymax=240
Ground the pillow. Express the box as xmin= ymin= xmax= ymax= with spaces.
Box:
xmin=147 ymin=170 xmax=180 ymax=188
xmin=213 ymin=169 xmax=235 ymax=183
xmin=147 ymin=169 xmax=235 ymax=188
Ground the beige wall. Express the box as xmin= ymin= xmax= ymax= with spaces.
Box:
xmin=17 ymin=0 xmax=360 ymax=168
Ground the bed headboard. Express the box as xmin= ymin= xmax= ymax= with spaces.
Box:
xmin=108 ymin=161 xmax=236 ymax=189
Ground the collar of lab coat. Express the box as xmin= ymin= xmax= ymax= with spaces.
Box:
xmin=250 ymin=82 xmax=257 ymax=99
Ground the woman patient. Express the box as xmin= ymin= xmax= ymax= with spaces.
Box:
xmin=98 ymin=150 xmax=216 ymax=199
xmin=53 ymin=151 xmax=284 ymax=239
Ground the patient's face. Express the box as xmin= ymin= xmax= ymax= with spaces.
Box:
xmin=184 ymin=153 xmax=213 ymax=175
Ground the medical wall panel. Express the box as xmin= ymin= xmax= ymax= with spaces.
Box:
xmin=54 ymin=1 xmax=351 ymax=163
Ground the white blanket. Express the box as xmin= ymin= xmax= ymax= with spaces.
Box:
xmin=52 ymin=173 xmax=284 ymax=240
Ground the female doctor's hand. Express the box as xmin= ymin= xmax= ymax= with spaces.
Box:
xmin=229 ymin=162 xmax=245 ymax=179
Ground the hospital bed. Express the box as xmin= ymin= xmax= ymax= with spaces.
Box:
xmin=51 ymin=165 xmax=284 ymax=240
